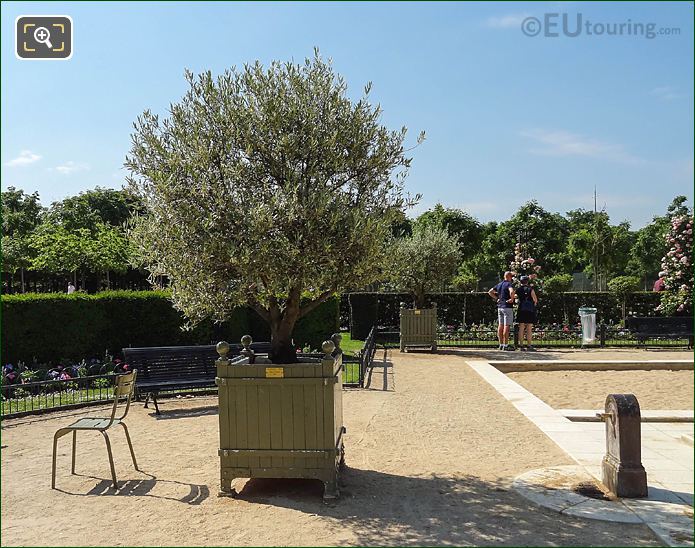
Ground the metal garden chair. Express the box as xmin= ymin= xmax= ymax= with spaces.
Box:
xmin=51 ymin=370 xmax=139 ymax=490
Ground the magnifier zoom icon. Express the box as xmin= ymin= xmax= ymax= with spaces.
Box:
xmin=33 ymin=27 xmax=53 ymax=49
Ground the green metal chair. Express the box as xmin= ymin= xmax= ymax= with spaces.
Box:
xmin=51 ymin=370 xmax=139 ymax=490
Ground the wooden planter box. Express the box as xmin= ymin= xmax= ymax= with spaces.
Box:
xmin=400 ymin=304 xmax=437 ymax=352
xmin=215 ymin=341 xmax=345 ymax=500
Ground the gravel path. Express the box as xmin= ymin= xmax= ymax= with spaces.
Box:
xmin=1 ymin=349 xmax=673 ymax=546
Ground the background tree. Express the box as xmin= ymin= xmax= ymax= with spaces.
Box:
xmin=389 ymin=226 xmax=460 ymax=308
xmin=482 ymin=201 xmax=571 ymax=277
xmin=29 ymin=224 xmax=92 ymax=286
xmin=451 ymin=267 xmax=478 ymax=292
xmin=89 ymin=223 xmax=131 ymax=289
xmin=607 ymin=275 xmax=641 ymax=323
xmin=126 ymin=53 xmax=422 ymax=363
xmin=2 ymin=187 xmax=44 ymax=292
xmin=47 ymin=187 xmax=143 ymax=231
xmin=414 ymin=204 xmax=483 ymax=261
xmin=542 ymin=273 xmax=573 ymax=293
xmin=567 ymin=210 xmax=634 ymax=289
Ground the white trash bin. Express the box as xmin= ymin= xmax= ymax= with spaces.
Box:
xmin=578 ymin=307 xmax=597 ymax=345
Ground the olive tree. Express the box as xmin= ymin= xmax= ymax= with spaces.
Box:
xmin=126 ymin=53 xmax=421 ymax=363
xmin=389 ymin=226 xmax=460 ymax=308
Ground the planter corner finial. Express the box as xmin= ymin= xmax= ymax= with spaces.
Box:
xmin=216 ymin=341 xmax=230 ymax=358
xmin=322 ymin=340 xmax=335 ymax=358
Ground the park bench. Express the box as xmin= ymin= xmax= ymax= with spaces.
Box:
xmin=123 ymin=342 xmax=270 ymax=414
xmin=625 ymin=316 xmax=693 ymax=348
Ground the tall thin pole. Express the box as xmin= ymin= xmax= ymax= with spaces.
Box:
xmin=594 ymin=186 xmax=600 ymax=291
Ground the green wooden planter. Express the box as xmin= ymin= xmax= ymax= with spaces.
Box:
xmin=215 ymin=339 xmax=345 ymax=500
xmin=400 ymin=303 xmax=438 ymax=352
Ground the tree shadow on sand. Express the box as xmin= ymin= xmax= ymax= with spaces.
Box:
xmin=229 ymin=467 xmax=658 ymax=546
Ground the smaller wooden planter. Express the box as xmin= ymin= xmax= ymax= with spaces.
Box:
xmin=399 ymin=303 xmax=438 ymax=352
xmin=216 ymin=338 xmax=345 ymax=500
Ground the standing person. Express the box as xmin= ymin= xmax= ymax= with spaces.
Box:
xmin=516 ymin=276 xmax=539 ymax=351
xmin=653 ymin=271 xmax=666 ymax=292
xmin=488 ymin=271 xmax=515 ymax=351
xmin=67 ymin=282 xmax=76 ymax=294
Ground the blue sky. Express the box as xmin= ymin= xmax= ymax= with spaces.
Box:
xmin=2 ymin=1 xmax=693 ymax=228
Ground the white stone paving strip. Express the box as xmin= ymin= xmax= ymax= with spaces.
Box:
xmin=467 ymin=360 xmax=695 ymax=547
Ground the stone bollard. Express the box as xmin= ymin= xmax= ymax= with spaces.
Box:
xmin=239 ymin=334 xmax=255 ymax=364
xmin=597 ymin=394 xmax=648 ymax=498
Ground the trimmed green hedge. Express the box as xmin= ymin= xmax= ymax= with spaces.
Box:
xmin=1 ymin=291 xmax=339 ymax=365
xmin=347 ymin=291 xmax=663 ymax=338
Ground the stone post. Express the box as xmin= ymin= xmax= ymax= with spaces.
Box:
xmin=597 ymin=393 xmax=648 ymax=498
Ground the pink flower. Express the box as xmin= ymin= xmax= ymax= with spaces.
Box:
xmin=528 ymin=258 xmax=535 ymax=264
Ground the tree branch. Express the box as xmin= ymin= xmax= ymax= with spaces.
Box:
xmin=298 ymin=289 xmax=336 ymax=318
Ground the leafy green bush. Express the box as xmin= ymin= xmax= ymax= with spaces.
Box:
xmin=608 ymin=276 xmax=642 ymax=322
xmin=452 ymin=270 xmax=478 ymax=292
xmin=607 ymin=276 xmax=642 ymax=297
xmin=543 ymin=274 xmax=573 ymax=293
xmin=1 ymin=291 xmax=337 ymax=364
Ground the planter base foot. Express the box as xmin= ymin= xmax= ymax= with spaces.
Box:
xmin=323 ymin=480 xmax=340 ymax=501
xmin=219 ymin=479 xmax=237 ymax=498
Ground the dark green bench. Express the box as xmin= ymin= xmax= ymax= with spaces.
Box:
xmin=625 ymin=317 xmax=693 ymax=348
xmin=123 ymin=342 xmax=270 ymax=414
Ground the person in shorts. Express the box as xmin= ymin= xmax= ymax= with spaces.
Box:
xmin=488 ymin=271 xmax=515 ymax=350
xmin=516 ymin=275 xmax=539 ymax=351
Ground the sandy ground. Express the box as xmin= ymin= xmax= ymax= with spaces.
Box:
xmin=1 ymin=349 xmax=680 ymax=546
xmin=507 ymin=369 xmax=694 ymax=410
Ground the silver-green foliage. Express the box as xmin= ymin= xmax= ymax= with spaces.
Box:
xmin=390 ymin=226 xmax=461 ymax=308
xmin=125 ymin=52 xmax=421 ymax=357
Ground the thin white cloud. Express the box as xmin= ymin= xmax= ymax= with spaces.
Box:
xmin=52 ymin=161 xmax=90 ymax=175
xmin=650 ymin=86 xmax=681 ymax=101
xmin=5 ymin=150 xmax=42 ymax=167
xmin=520 ymin=129 xmax=641 ymax=164
xmin=485 ymin=14 xmax=529 ymax=28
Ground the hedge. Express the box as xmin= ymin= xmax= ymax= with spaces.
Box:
xmin=347 ymin=291 xmax=664 ymax=339
xmin=1 ymin=291 xmax=339 ymax=365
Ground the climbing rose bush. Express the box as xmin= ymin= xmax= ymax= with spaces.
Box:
xmin=510 ymin=242 xmax=542 ymax=288
xmin=658 ymin=214 xmax=693 ymax=315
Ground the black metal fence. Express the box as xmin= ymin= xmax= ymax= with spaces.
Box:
xmin=374 ymin=324 xmax=691 ymax=349
xmin=2 ymin=374 xmax=117 ymax=418
xmin=342 ymin=326 xmax=378 ymax=388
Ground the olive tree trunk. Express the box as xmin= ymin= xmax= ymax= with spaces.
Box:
xmin=256 ymin=287 xmax=335 ymax=364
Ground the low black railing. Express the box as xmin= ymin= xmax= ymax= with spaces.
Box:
xmin=1 ymin=374 xmax=117 ymax=418
xmin=374 ymin=324 xmax=691 ymax=349
xmin=340 ymin=326 xmax=379 ymax=388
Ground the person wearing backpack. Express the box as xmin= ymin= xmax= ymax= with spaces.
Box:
xmin=516 ymin=275 xmax=539 ymax=351
xmin=488 ymin=271 xmax=516 ymax=350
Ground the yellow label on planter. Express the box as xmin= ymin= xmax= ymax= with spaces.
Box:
xmin=265 ymin=367 xmax=284 ymax=378
xmin=414 ymin=309 xmax=421 ymax=315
